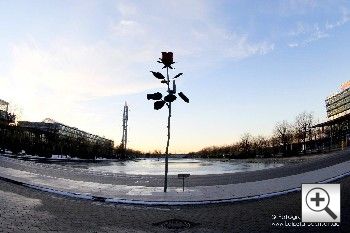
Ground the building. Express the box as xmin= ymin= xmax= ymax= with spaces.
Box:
xmin=0 ymin=99 xmax=15 ymax=125
xmin=313 ymin=81 xmax=350 ymax=149
xmin=18 ymin=118 xmax=113 ymax=147
xmin=17 ymin=118 xmax=114 ymax=158
xmin=325 ymin=81 xmax=350 ymax=120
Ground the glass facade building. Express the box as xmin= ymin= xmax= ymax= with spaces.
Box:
xmin=325 ymin=87 xmax=350 ymax=120
xmin=18 ymin=119 xmax=113 ymax=147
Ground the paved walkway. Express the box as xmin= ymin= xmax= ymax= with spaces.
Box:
xmin=2 ymin=177 xmax=349 ymax=233
xmin=1 ymin=150 xmax=350 ymax=205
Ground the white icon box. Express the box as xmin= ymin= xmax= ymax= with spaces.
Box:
xmin=302 ymin=184 xmax=340 ymax=223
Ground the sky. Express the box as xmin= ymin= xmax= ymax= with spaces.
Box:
xmin=0 ymin=0 xmax=349 ymax=153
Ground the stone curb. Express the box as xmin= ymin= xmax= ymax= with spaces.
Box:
xmin=1 ymin=170 xmax=350 ymax=206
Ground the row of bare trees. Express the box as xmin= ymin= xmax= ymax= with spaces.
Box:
xmin=193 ymin=111 xmax=320 ymax=159
xmin=274 ymin=111 xmax=315 ymax=154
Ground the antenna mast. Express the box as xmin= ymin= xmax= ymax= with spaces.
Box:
xmin=121 ymin=102 xmax=128 ymax=159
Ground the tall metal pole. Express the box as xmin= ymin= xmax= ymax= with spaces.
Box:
xmin=164 ymin=67 xmax=171 ymax=192
xmin=124 ymin=103 xmax=128 ymax=153
xmin=121 ymin=102 xmax=128 ymax=159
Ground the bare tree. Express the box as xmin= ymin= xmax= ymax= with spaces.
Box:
xmin=253 ymin=135 xmax=269 ymax=156
xmin=8 ymin=102 xmax=23 ymax=124
xmin=274 ymin=121 xmax=293 ymax=155
xmin=153 ymin=149 xmax=162 ymax=155
xmin=294 ymin=112 xmax=314 ymax=153
xmin=239 ymin=133 xmax=253 ymax=156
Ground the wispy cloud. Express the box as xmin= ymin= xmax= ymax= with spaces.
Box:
xmin=288 ymin=43 xmax=299 ymax=48
xmin=225 ymin=35 xmax=274 ymax=59
xmin=278 ymin=0 xmax=318 ymax=16
xmin=112 ymin=20 xmax=146 ymax=37
xmin=0 ymin=39 xmax=164 ymax=139
xmin=0 ymin=0 xmax=273 ymax=142
xmin=288 ymin=23 xmax=329 ymax=47
xmin=288 ymin=22 xmax=307 ymax=36
xmin=287 ymin=5 xmax=349 ymax=48
xmin=325 ymin=7 xmax=350 ymax=29
xmin=111 ymin=1 xmax=274 ymax=62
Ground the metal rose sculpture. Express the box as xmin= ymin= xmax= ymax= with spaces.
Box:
xmin=147 ymin=52 xmax=189 ymax=192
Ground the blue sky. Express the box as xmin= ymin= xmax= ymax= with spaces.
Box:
xmin=0 ymin=0 xmax=349 ymax=153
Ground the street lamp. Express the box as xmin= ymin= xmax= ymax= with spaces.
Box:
xmin=147 ymin=52 xmax=189 ymax=192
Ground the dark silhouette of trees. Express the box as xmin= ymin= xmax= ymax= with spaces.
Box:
xmin=294 ymin=111 xmax=314 ymax=153
xmin=238 ymin=133 xmax=254 ymax=158
xmin=274 ymin=120 xmax=293 ymax=155
xmin=253 ymin=135 xmax=269 ymax=157
xmin=191 ymin=111 xmax=330 ymax=159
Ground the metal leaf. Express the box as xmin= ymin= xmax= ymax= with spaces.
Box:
xmin=150 ymin=71 xmax=165 ymax=79
xmin=173 ymin=73 xmax=183 ymax=79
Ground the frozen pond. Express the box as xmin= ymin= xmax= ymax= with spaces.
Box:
xmin=87 ymin=158 xmax=283 ymax=175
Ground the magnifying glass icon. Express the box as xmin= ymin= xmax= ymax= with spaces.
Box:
xmin=306 ymin=187 xmax=337 ymax=220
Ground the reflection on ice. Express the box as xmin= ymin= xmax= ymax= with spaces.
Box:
xmin=88 ymin=158 xmax=283 ymax=175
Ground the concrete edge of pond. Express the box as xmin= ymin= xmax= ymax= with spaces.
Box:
xmin=0 ymin=161 xmax=349 ymax=206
